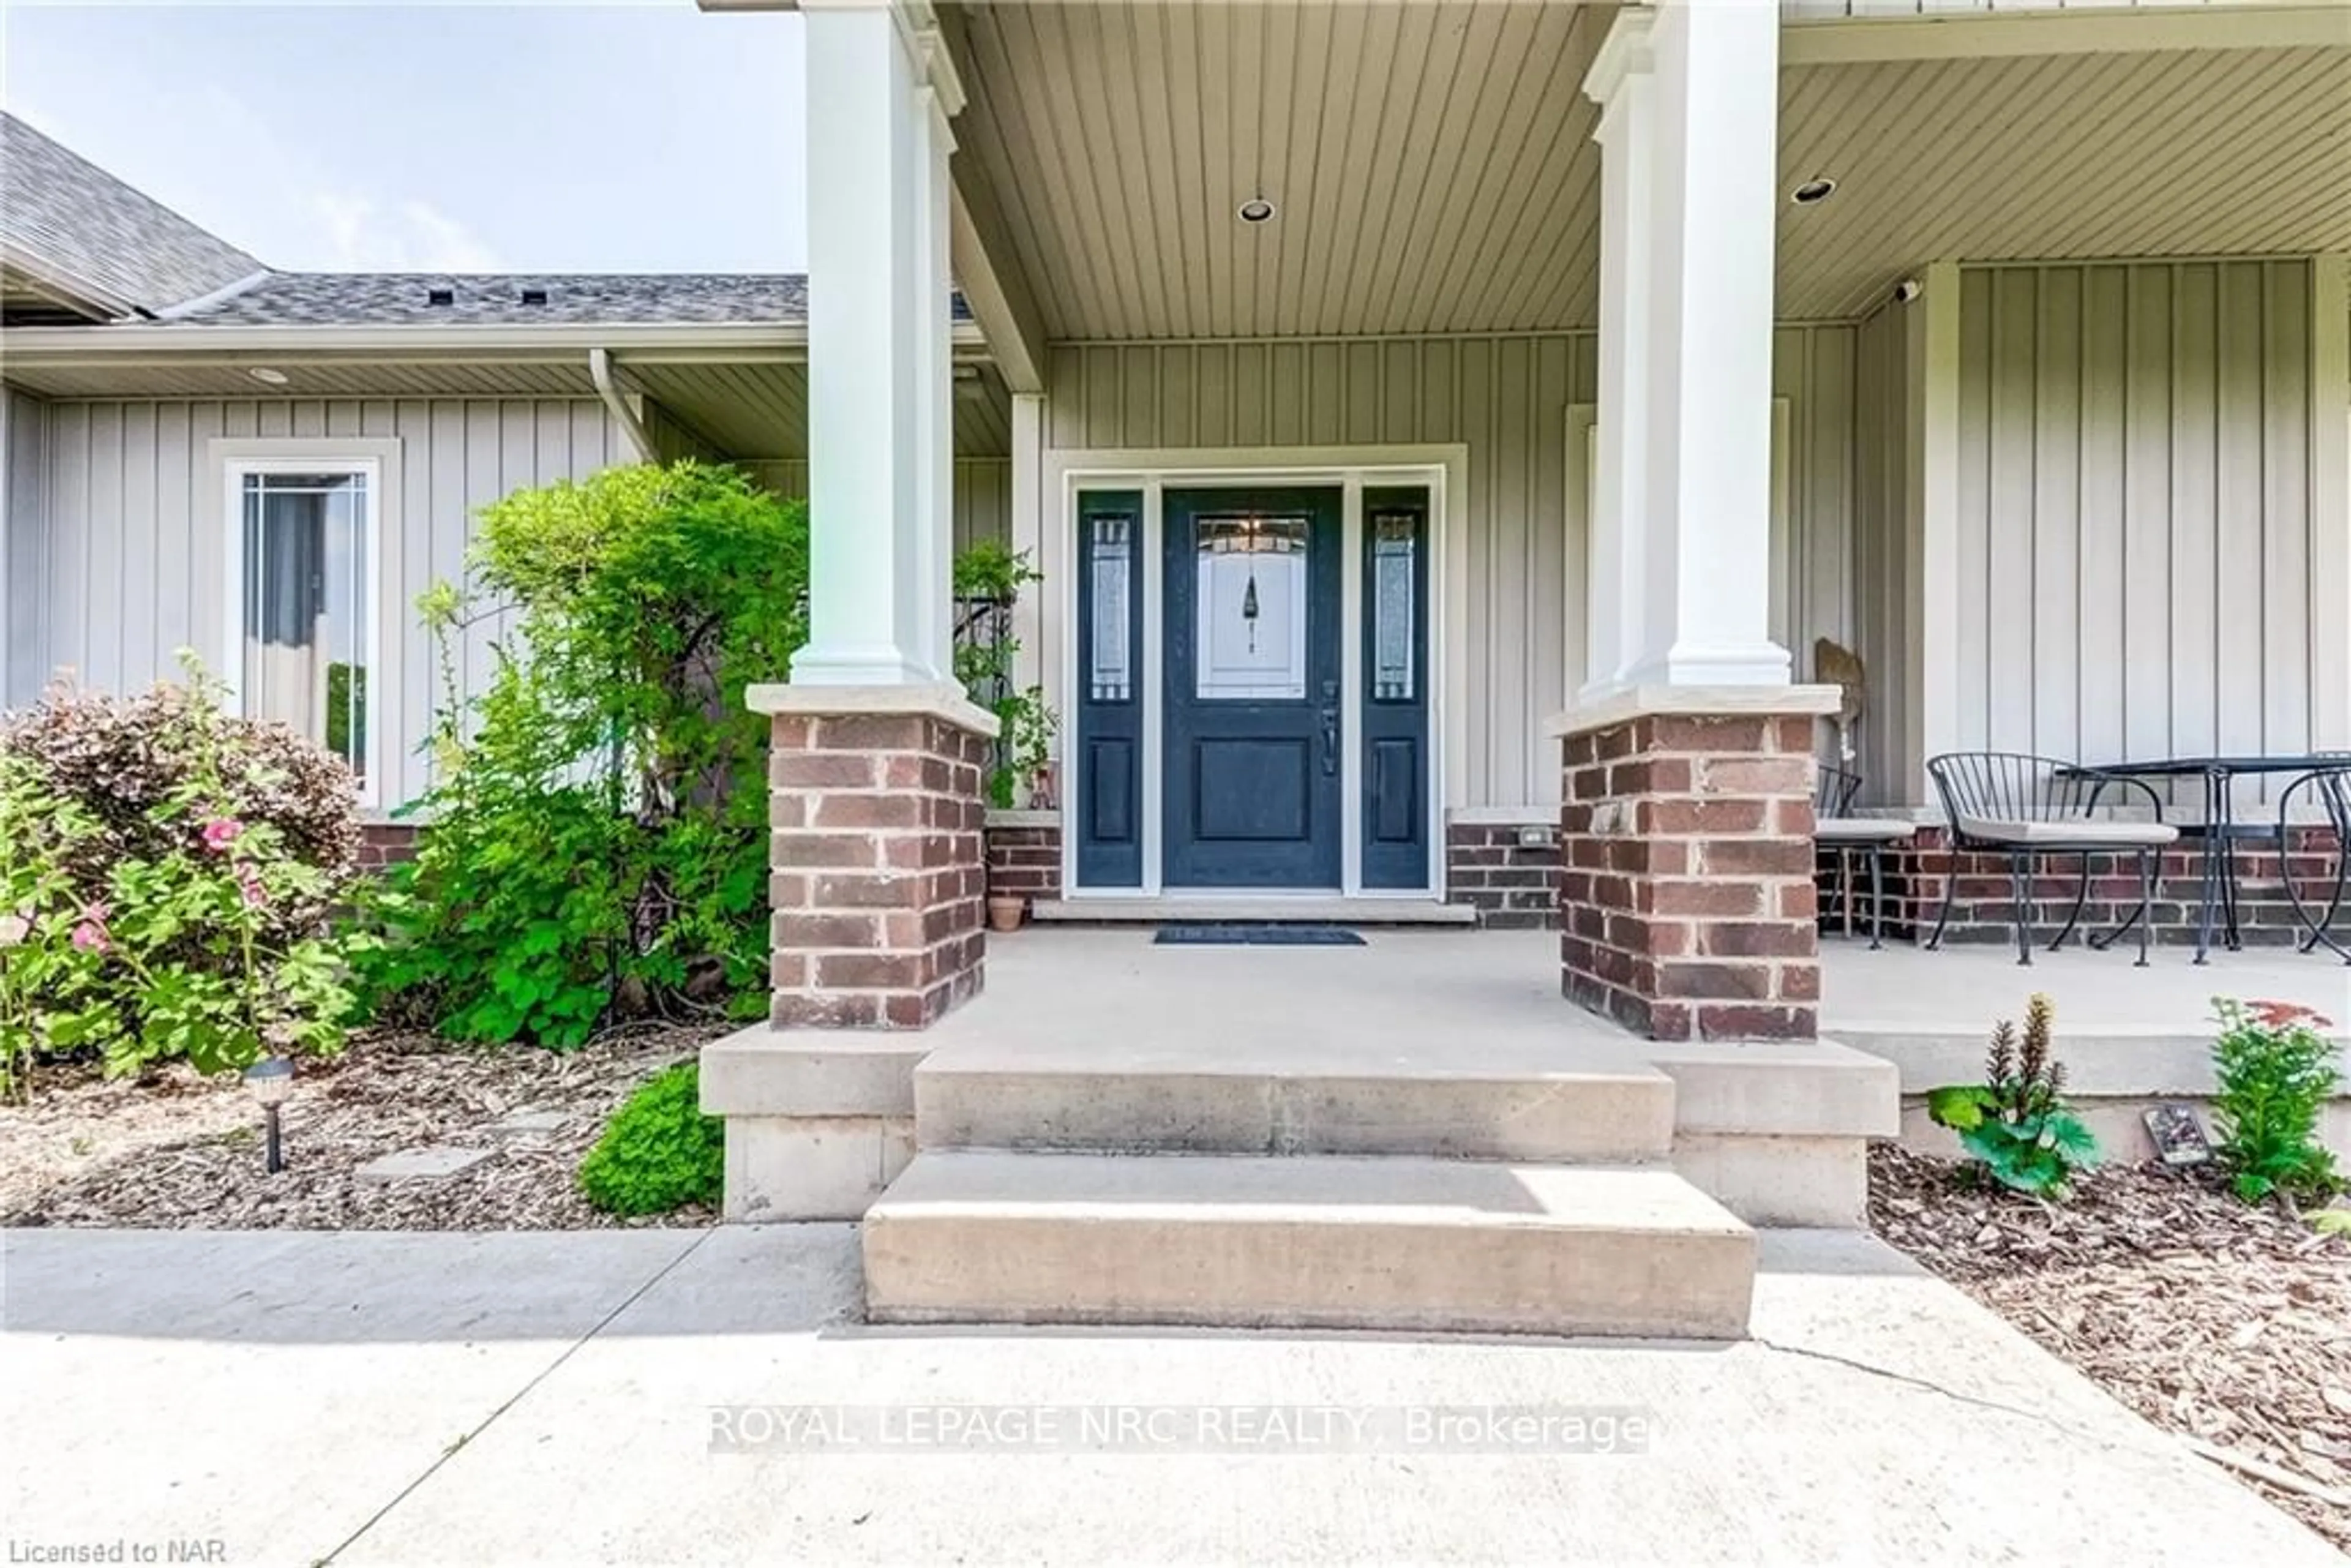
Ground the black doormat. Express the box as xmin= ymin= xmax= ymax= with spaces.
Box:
xmin=1153 ymin=924 xmax=1367 ymax=947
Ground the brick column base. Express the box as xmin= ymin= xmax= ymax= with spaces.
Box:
xmin=1553 ymin=687 xmax=1841 ymax=1041
xmin=760 ymin=686 xmax=999 ymax=1030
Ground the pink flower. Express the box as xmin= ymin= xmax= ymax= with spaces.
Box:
xmin=234 ymin=863 xmax=268 ymax=910
xmin=201 ymin=818 xmax=244 ymax=852
xmin=2248 ymin=999 xmax=2333 ymax=1030
xmin=70 ymin=921 xmax=108 ymax=953
xmin=0 ymin=910 xmax=29 ymax=947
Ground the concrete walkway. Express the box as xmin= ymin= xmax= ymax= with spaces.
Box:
xmin=4 ymin=1226 xmax=2337 ymax=1566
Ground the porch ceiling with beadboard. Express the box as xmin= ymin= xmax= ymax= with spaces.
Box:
xmin=940 ymin=0 xmax=2351 ymax=339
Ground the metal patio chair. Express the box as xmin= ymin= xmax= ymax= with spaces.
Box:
xmin=1924 ymin=752 xmax=2177 ymax=966
xmin=2279 ymin=762 xmax=2351 ymax=963
xmin=1813 ymin=764 xmax=1914 ymax=950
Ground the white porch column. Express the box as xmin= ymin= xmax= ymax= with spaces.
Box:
xmin=910 ymin=74 xmax=957 ymax=686
xmin=792 ymin=0 xmax=960 ymax=688
xmin=1007 ymin=391 xmax=1048 ymax=696
xmin=1906 ymin=260 xmax=1965 ymax=803
xmin=1555 ymin=1 xmax=1836 ymax=1043
xmin=1578 ymin=11 xmax=1656 ymax=701
xmin=1618 ymin=0 xmax=1791 ymax=689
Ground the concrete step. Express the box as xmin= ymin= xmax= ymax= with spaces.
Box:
xmin=914 ymin=1035 xmax=1678 ymax=1163
xmin=863 ymin=1151 xmax=1757 ymax=1338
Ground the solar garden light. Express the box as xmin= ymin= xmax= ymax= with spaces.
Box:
xmin=242 ymin=1057 xmax=294 ymax=1174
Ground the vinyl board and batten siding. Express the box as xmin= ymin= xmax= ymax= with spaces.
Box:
xmin=1952 ymin=260 xmax=2333 ymax=806
xmin=733 ymin=459 xmax=1014 ymax=555
xmin=1 ymin=388 xmax=48 ymax=705
xmin=1041 ymin=331 xmax=1860 ymax=809
xmin=643 ymin=397 xmax=719 ymax=463
xmin=14 ymin=397 xmax=637 ymax=809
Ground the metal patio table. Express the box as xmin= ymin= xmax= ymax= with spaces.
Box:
xmin=2060 ymin=754 xmax=2351 ymax=964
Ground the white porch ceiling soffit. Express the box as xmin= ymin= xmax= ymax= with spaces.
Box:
xmin=939 ymin=0 xmax=2351 ymax=339
xmin=0 ymin=326 xmax=1012 ymax=460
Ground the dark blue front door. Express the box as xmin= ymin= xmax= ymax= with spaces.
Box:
xmin=1163 ymin=487 xmax=1343 ymax=888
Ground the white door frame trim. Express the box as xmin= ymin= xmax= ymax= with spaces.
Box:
xmin=1045 ymin=443 xmax=1468 ymax=902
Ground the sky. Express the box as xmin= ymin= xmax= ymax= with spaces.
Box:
xmin=0 ymin=1 xmax=808 ymax=274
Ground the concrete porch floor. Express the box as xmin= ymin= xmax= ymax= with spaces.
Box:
xmin=956 ymin=926 xmax=2351 ymax=1161
xmin=971 ymin=924 xmax=2351 ymax=1052
xmin=943 ymin=927 xmax=1632 ymax=1062
xmin=1818 ymin=935 xmax=2351 ymax=1045
xmin=1817 ymin=935 xmax=2351 ymax=1157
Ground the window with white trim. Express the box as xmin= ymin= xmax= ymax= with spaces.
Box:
xmin=228 ymin=460 xmax=379 ymax=792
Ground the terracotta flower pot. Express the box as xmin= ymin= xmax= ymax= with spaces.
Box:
xmin=988 ymin=895 xmax=1026 ymax=933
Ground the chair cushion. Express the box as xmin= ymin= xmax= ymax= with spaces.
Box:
xmin=1957 ymin=814 xmax=2179 ymax=847
xmin=1814 ymin=818 xmax=1918 ymax=843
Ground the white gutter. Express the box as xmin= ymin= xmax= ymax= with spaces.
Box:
xmin=0 ymin=320 xmax=810 ymax=359
xmin=0 ymin=240 xmax=141 ymax=322
xmin=0 ymin=318 xmax=991 ymax=367
xmin=589 ymin=348 xmax=658 ymax=462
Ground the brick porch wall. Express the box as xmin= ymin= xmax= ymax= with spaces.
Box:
xmin=984 ymin=814 xmax=1063 ymax=907
xmin=1818 ymin=824 xmax=2345 ymax=947
xmin=1446 ymin=822 xmax=1561 ymax=928
xmin=356 ymin=822 xmax=422 ymax=871
xmin=1561 ymin=710 xmax=1821 ymax=1041
xmin=767 ymin=710 xmax=991 ymax=1029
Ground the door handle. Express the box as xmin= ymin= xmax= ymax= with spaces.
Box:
xmin=1319 ymin=680 xmax=1339 ymax=776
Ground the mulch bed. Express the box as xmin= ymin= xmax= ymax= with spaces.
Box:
xmin=1870 ymin=1144 xmax=2351 ymax=1551
xmin=0 ymin=1024 xmax=724 ymax=1231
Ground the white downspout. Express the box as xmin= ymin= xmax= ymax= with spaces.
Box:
xmin=589 ymin=348 xmax=658 ymax=462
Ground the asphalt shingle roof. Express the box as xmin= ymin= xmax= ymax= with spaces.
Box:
xmin=2 ymin=115 xmax=958 ymax=334
xmin=1 ymin=113 xmax=263 ymax=315
xmin=162 ymin=271 xmax=815 ymax=327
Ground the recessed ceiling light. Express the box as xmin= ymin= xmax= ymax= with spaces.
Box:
xmin=247 ymin=367 xmax=290 ymax=385
xmin=1237 ymin=197 xmax=1277 ymax=225
xmin=1791 ymin=177 xmax=1838 ymax=206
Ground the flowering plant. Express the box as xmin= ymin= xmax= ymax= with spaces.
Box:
xmin=2210 ymin=997 xmax=2343 ymax=1206
xmin=0 ymin=656 xmax=364 ymax=1089
xmin=1925 ymin=993 xmax=2099 ymax=1199
xmin=0 ymin=761 xmax=112 ymax=1095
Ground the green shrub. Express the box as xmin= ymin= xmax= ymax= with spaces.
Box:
xmin=353 ymin=462 xmax=805 ymax=1046
xmin=324 ymin=662 xmax=366 ymax=770
xmin=2210 ymin=997 xmax=2343 ymax=1206
xmin=578 ymin=1061 xmax=722 ymax=1216
xmin=0 ymin=658 xmax=364 ymax=1088
xmin=1926 ymin=993 xmax=2099 ymax=1199
xmin=4 ymin=665 xmax=361 ymax=919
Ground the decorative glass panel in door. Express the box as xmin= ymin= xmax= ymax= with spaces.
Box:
xmin=1193 ymin=516 xmax=1310 ymax=701
xmin=1076 ymin=492 xmax=1144 ymax=887
xmin=1360 ymin=487 xmax=1431 ymax=889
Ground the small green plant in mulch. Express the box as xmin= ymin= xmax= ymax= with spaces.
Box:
xmin=1927 ymin=993 xmax=2099 ymax=1199
xmin=578 ymin=1061 xmax=722 ymax=1217
xmin=2210 ymin=997 xmax=2344 ymax=1207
